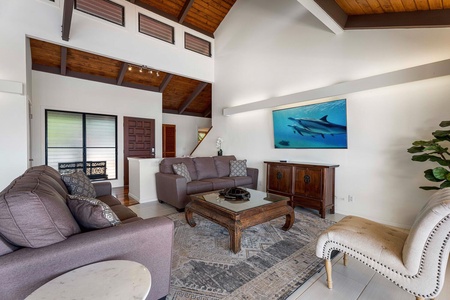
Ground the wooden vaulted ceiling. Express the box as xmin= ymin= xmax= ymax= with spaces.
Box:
xmin=33 ymin=0 xmax=450 ymax=119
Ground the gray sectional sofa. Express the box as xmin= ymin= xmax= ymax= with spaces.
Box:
xmin=155 ymin=155 xmax=259 ymax=211
xmin=0 ymin=165 xmax=173 ymax=300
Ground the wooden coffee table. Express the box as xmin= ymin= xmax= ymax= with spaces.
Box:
xmin=186 ymin=188 xmax=295 ymax=253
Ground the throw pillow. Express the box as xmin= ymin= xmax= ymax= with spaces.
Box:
xmin=61 ymin=171 xmax=96 ymax=198
xmin=67 ymin=195 xmax=121 ymax=229
xmin=172 ymin=163 xmax=192 ymax=183
xmin=230 ymin=160 xmax=248 ymax=177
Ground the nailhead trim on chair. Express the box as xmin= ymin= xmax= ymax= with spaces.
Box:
xmin=320 ymin=215 xmax=450 ymax=299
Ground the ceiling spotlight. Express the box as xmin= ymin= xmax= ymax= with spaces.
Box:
xmin=156 ymin=71 xmax=160 ymax=77
xmin=139 ymin=67 xmax=143 ymax=73
xmin=149 ymin=70 xmax=153 ymax=74
xmin=128 ymin=65 xmax=132 ymax=71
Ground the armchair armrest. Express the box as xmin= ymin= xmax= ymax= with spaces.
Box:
xmin=246 ymin=167 xmax=259 ymax=189
xmin=155 ymin=172 xmax=188 ymax=210
xmin=92 ymin=181 xmax=112 ymax=197
xmin=0 ymin=217 xmax=174 ymax=300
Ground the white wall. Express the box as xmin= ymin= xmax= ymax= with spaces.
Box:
xmin=0 ymin=0 xmax=214 ymax=187
xmin=194 ymin=0 xmax=450 ymax=227
xmin=162 ymin=113 xmax=211 ymax=157
xmin=32 ymin=71 xmax=162 ymax=187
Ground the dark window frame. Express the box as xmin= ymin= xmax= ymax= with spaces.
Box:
xmin=184 ymin=32 xmax=211 ymax=57
xmin=45 ymin=109 xmax=118 ymax=181
xmin=138 ymin=13 xmax=175 ymax=44
xmin=74 ymin=0 xmax=125 ymax=27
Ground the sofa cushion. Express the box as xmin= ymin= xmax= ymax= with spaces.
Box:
xmin=213 ymin=155 xmax=237 ymax=177
xmin=172 ymin=163 xmax=192 ymax=183
xmin=97 ymin=194 xmax=122 ymax=207
xmin=0 ymin=176 xmax=81 ymax=248
xmin=110 ymin=204 xmax=139 ymax=221
xmin=193 ymin=157 xmax=218 ymax=180
xmin=0 ymin=235 xmax=18 ymax=256
xmin=186 ymin=181 xmax=214 ymax=195
xmin=229 ymin=176 xmax=253 ymax=187
xmin=23 ymin=173 xmax=68 ymax=200
xmin=61 ymin=171 xmax=96 ymax=198
xmin=67 ymin=195 xmax=121 ymax=230
xmin=230 ymin=160 xmax=248 ymax=177
xmin=202 ymin=178 xmax=235 ymax=190
xmin=160 ymin=157 xmax=198 ymax=181
xmin=25 ymin=165 xmax=68 ymax=194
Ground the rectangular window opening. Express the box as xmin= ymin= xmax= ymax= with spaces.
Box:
xmin=46 ymin=110 xmax=118 ymax=180
xmin=139 ymin=14 xmax=174 ymax=44
xmin=74 ymin=0 xmax=125 ymax=26
xmin=185 ymin=33 xmax=211 ymax=57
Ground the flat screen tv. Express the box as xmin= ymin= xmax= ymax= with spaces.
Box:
xmin=272 ymin=99 xmax=347 ymax=149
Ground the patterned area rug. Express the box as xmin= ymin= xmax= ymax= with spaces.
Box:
xmin=166 ymin=208 xmax=335 ymax=300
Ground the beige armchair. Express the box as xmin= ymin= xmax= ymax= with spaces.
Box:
xmin=316 ymin=188 xmax=450 ymax=300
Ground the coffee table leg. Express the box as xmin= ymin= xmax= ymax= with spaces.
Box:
xmin=229 ymin=221 xmax=242 ymax=253
xmin=185 ymin=208 xmax=196 ymax=227
xmin=282 ymin=207 xmax=295 ymax=231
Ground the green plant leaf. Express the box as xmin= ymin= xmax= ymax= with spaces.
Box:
xmin=423 ymin=144 xmax=445 ymax=152
xmin=432 ymin=130 xmax=450 ymax=139
xmin=447 ymin=173 xmax=450 ymax=181
xmin=439 ymin=121 xmax=450 ymax=127
xmin=428 ymin=156 xmax=450 ymax=166
xmin=420 ymin=186 xmax=441 ymax=190
xmin=413 ymin=140 xmax=434 ymax=147
xmin=433 ymin=167 xmax=449 ymax=180
xmin=412 ymin=154 xmax=431 ymax=162
xmin=440 ymin=181 xmax=450 ymax=189
xmin=407 ymin=146 xmax=425 ymax=153
xmin=424 ymin=169 xmax=443 ymax=182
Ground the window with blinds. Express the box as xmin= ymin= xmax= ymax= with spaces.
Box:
xmin=139 ymin=14 xmax=174 ymax=44
xmin=74 ymin=0 xmax=125 ymax=26
xmin=185 ymin=33 xmax=211 ymax=57
xmin=46 ymin=110 xmax=117 ymax=180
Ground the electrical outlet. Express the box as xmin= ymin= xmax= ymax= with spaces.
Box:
xmin=348 ymin=195 xmax=354 ymax=202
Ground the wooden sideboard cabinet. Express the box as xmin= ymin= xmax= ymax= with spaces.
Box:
xmin=264 ymin=161 xmax=339 ymax=218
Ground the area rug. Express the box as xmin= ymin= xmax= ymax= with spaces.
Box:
xmin=166 ymin=208 xmax=335 ymax=300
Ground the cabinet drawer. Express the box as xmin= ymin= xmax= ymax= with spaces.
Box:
xmin=267 ymin=164 xmax=292 ymax=193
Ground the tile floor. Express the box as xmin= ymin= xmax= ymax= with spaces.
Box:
xmin=129 ymin=201 xmax=450 ymax=300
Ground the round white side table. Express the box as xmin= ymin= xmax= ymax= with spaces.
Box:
xmin=25 ymin=260 xmax=151 ymax=300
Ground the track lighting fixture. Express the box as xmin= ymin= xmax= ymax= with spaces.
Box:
xmin=128 ymin=65 xmax=132 ymax=71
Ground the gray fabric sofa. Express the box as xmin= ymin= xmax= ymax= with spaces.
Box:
xmin=0 ymin=165 xmax=173 ymax=300
xmin=155 ymin=155 xmax=259 ymax=211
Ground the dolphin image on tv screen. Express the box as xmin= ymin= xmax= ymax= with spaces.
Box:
xmin=288 ymin=115 xmax=346 ymax=136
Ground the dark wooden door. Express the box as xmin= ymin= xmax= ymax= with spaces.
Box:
xmin=123 ymin=117 xmax=155 ymax=186
xmin=267 ymin=164 xmax=292 ymax=194
xmin=162 ymin=124 xmax=176 ymax=158
xmin=294 ymin=167 xmax=323 ymax=199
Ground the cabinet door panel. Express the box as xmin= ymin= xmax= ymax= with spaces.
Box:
xmin=294 ymin=167 xmax=323 ymax=199
xmin=267 ymin=165 xmax=292 ymax=193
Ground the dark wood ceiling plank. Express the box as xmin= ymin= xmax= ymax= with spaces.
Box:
xmin=159 ymin=74 xmax=173 ymax=93
xmin=203 ymin=107 xmax=211 ymax=117
xmin=415 ymin=0 xmax=431 ymax=10
xmin=365 ymin=0 xmax=384 ymax=13
xmin=178 ymin=0 xmax=195 ymax=23
xmin=163 ymin=109 xmax=204 ymax=117
xmin=178 ymin=82 xmax=208 ymax=114
xmin=132 ymin=0 xmax=179 ymax=22
xmin=444 ymin=0 xmax=450 ymax=9
xmin=388 ymin=0 xmax=406 ymax=12
xmin=117 ymin=62 xmax=128 ymax=85
xmin=345 ymin=9 xmax=450 ymax=28
xmin=60 ymin=47 xmax=67 ymax=75
xmin=428 ymin=0 xmax=444 ymax=9
xmin=62 ymin=0 xmax=74 ymax=41
xmin=399 ymin=0 xmax=417 ymax=11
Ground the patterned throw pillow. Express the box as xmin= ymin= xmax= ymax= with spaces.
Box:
xmin=67 ymin=195 xmax=121 ymax=229
xmin=230 ymin=160 xmax=247 ymax=177
xmin=172 ymin=163 xmax=192 ymax=183
xmin=61 ymin=171 xmax=96 ymax=198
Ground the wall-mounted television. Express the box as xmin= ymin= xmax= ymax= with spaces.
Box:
xmin=272 ymin=99 xmax=347 ymax=149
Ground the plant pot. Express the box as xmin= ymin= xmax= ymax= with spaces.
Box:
xmin=218 ymin=149 xmax=223 ymax=156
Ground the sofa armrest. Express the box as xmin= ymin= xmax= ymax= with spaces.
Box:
xmin=155 ymin=172 xmax=188 ymax=209
xmin=0 ymin=217 xmax=174 ymax=300
xmin=247 ymin=167 xmax=259 ymax=189
xmin=92 ymin=181 xmax=112 ymax=197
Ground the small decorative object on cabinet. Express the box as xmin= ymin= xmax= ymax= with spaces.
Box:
xmin=264 ymin=161 xmax=339 ymax=218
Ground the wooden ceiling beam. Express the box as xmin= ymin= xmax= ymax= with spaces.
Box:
xmin=117 ymin=62 xmax=128 ymax=85
xmin=178 ymin=82 xmax=208 ymax=114
xmin=62 ymin=0 xmax=74 ymax=41
xmin=178 ymin=0 xmax=195 ymax=23
xmin=60 ymin=47 xmax=67 ymax=75
xmin=159 ymin=74 xmax=173 ymax=93
xmin=297 ymin=0 xmax=346 ymax=34
xmin=163 ymin=109 xmax=204 ymax=117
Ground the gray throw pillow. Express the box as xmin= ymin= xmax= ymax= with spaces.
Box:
xmin=230 ymin=160 xmax=247 ymax=177
xmin=172 ymin=162 xmax=192 ymax=183
xmin=67 ymin=195 xmax=121 ymax=229
xmin=61 ymin=171 xmax=96 ymax=198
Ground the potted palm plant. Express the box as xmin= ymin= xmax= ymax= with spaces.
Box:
xmin=407 ymin=121 xmax=450 ymax=190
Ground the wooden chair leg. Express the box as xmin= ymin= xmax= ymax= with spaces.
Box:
xmin=325 ymin=259 xmax=333 ymax=289
xmin=343 ymin=253 xmax=348 ymax=266
xmin=415 ymin=297 xmax=424 ymax=300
